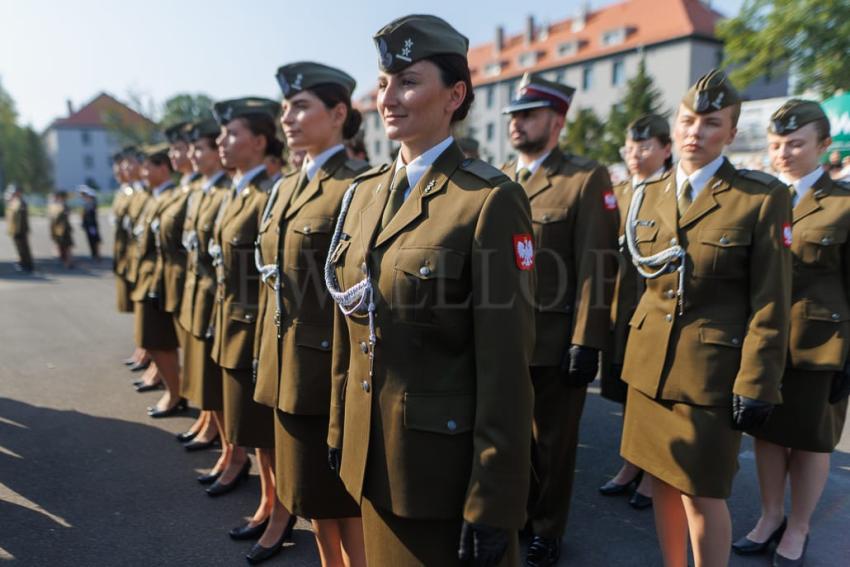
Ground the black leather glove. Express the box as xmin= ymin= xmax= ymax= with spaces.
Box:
xmin=829 ymin=362 xmax=850 ymax=404
xmin=458 ymin=522 xmax=509 ymax=567
xmin=560 ymin=344 xmax=599 ymax=387
xmin=732 ymin=395 xmax=774 ymax=430
xmin=327 ymin=446 xmax=342 ymax=477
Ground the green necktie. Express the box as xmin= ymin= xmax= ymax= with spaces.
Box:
xmin=288 ymin=171 xmax=310 ymax=207
xmin=516 ymin=167 xmax=532 ymax=184
xmin=677 ymin=180 xmax=693 ymax=217
xmin=381 ymin=167 xmax=409 ymax=231
xmin=789 ymin=185 xmax=797 ymax=207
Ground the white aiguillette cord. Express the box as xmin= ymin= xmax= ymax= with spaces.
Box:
xmin=624 ymin=182 xmax=687 ymax=315
xmin=254 ymin=178 xmax=284 ymax=336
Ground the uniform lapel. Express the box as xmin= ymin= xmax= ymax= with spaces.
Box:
xmin=285 ymin=150 xmax=347 ymax=220
xmin=678 ymin=160 xmax=733 ymax=229
xmin=372 ymin=142 xmax=461 ymax=248
xmin=793 ymin=172 xmax=829 ymax=224
xmin=358 ymin=166 xmax=394 ymax=256
xmin=523 ymin=151 xmax=559 ymax=200
xmin=656 ymin=177 xmax=679 ymax=237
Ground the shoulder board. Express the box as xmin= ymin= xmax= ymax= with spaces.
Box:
xmin=354 ymin=163 xmax=390 ymax=181
xmin=565 ymin=153 xmax=598 ymax=170
xmin=739 ymin=169 xmax=783 ymax=187
xmin=344 ymin=158 xmax=370 ymax=174
xmin=835 ymin=180 xmax=850 ymax=191
xmin=460 ymin=158 xmax=510 ymax=184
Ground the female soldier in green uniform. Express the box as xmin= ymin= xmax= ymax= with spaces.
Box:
xmin=326 ymin=15 xmax=534 ymax=566
xmin=48 ymin=190 xmax=74 ymax=268
xmin=734 ymin=99 xmax=850 ymax=566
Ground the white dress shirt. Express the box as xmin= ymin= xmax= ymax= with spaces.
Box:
xmin=233 ymin=164 xmax=267 ymax=195
xmin=780 ymin=167 xmax=824 ymax=207
xmin=516 ymin=149 xmax=553 ymax=178
xmin=394 ymin=136 xmax=455 ymax=199
xmin=675 ymin=155 xmax=725 ymax=201
xmin=304 ymin=144 xmax=346 ymax=182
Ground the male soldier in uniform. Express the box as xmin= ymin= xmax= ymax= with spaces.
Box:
xmin=501 ymin=72 xmax=618 ymax=566
xmin=4 ymin=184 xmax=34 ymax=273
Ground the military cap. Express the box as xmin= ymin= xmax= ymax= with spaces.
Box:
xmin=682 ymin=68 xmax=741 ymax=114
xmin=111 ymin=149 xmax=125 ymax=162
xmin=458 ymin=136 xmax=480 ymax=153
xmin=118 ymin=145 xmax=143 ymax=161
xmin=627 ymin=114 xmax=670 ymax=141
xmin=77 ymin=185 xmax=98 ymax=198
xmin=768 ymin=98 xmax=828 ymax=135
xmin=276 ymin=61 xmax=356 ymax=98
xmin=4 ymin=183 xmax=20 ymax=198
xmin=164 ymin=121 xmax=192 ymax=144
xmin=503 ymin=72 xmax=575 ymax=115
xmin=212 ymin=97 xmax=280 ymax=126
xmin=188 ymin=118 xmax=222 ymax=141
xmin=373 ymin=14 xmax=469 ymax=73
xmin=140 ymin=142 xmax=170 ymax=160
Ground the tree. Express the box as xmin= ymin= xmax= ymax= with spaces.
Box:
xmin=600 ymin=58 xmax=667 ymax=163
xmin=21 ymin=127 xmax=53 ymax=194
xmin=160 ymin=93 xmax=215 ymax=128
xmin=718 ymin=0 xmax=850 ymax=97
xmin=0 ymin=77 xmax=52 ymax=194
xmin=563 ymin=107 xmax=606 ymax=162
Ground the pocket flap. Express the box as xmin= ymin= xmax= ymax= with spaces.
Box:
xmin=294 ymin=323 xmax=333 ymax=351
xmin=532 ymin=208 xmax=569 ymax=224
xmin=802 ymin=228 xmax=848 ymax=246
xmin=629 ymin=304 xmax=648 ymax=329
xmin=699 ymin=323 xmax=744 ymax=347
xmin=403 ymin=392 xmax=474 ymax=435
xmin=293 ymin=217 xmax=335 ymax=235
xmin=803 ymin=301 xmax=850 ymax=322
xmin=699 ymin=228 xmax=751 ymax=248
xmin=633 ymin=224 xmax=658 ymax=243
xmin=229 ymin=303 xmax=257 ymax=323
xmin=229 ymin=231 xmax=254 ymax=246
xmin=394 ymin=247 xmax=465 ymax=280
xmin=330 ymin=239 xmax=351 ymax=264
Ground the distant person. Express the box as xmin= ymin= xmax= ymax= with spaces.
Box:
xmin=79 ymin=186 xmax=101 ymax=261
xmin=48 ymin=190 xmax=74 ymax=268
xmin=839 ymin=155 xmax=850 ymax=181
xmin=4 ymin=184 xmax=33 ymax=272
xmin=827 ymin=150 xmax=843 ymax=178
xmin=264 ymin=138 xmax=287 ymax=185
xmin=458 ymin=136 xmax=480 ymax=159
xmin=344 ymin=131 xmax=370 ymax=163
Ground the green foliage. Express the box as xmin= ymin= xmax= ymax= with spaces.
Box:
xmin=160 ymin=93 xmax=215 ymax=128
xmin=102 ymin=89 xmax=159 ymax=146
xmin=563 ymin=108 xmax=606 ymax=162
xmin=718 ymin=0 xmax=850 ymax=97
xmin=0 ymin=76 xmax=53 ymax=194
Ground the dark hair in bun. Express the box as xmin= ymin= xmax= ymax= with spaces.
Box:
xmin=426 ymin=53 xmax=474 ymax=123
xmin=310 ymin=83 xmax=363 ymax=140
xmin=238 ymin=113 xmax=279 ymax=157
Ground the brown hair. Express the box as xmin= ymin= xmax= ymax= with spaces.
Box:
xmin=426 ymin=53 xmax=475 ymax=123
xmin=309 ymin=83 xmax=363 ymax=140
xmin=238 ymin=113 xmax=279 ymax=157
xmin=812 ymin=117 xmax=831 ymax=142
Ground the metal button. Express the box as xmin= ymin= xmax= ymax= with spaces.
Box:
xmin=832 ymin=313 xmax=841 ymax=321
xmin=542 ymin=214 xmax=550 ymax=222
xmin=719 ymin=236 xmax=730 ymax=245
xmin=245 ymin=313 xmax=253 ymax=321
xmin=447 ymin=419 xmax=457 ymax=432
xmin=419 ymin=266 xmax=432 ymax=277
xmin=360 ymin=341 xmax=368 ymax=354
xmin=664 ymin=289 xmax=675 ymax=299
xmin=303 ymin=226 xmax=312 ymax=234
xmin=361 ymin=381 xmax=370 ymax=393
xmin=231 ymin=237 xmax=239 ymax=244
xmin=669 ymin=238 xmax=678 ymax=245
xmin=665 ymin=314 xmax=673 ymax=322
xmin=320 ymin=340 xmax=330 ymax=349
xmin=822 ymin=237 xmax=833 ymax=245
xmin=731 ymin=337 xmax=740 ymax=345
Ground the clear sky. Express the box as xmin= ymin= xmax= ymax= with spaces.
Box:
xmin=0 ymin=0 xmax=742 ymax=131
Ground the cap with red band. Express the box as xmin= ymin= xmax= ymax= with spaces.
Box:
xmin=503 ymin=72 xmax=575 ymax=116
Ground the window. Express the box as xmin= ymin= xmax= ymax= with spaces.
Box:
xmin=582 ymin=65 xmax=594 ymax=91
xmin=486 ymin=86 xmax=495 ymax=108
xmin=486 ymin=123 xmax=495 ymax=142
xmin=602 ymin=28 xmax=627 ymax=46
xmin=507 ymin=80 xmax=519 ymax=99
xmin=557 ymin=41 xmax=579 ymax=58
xmin=373 ymin=112 xmax=380 ymax=129
xmin=554 ymin=70 xmax=565 ymax=84
xmin=485 ymin=63 xmax=502 ymax=77
xmin=612 ymin=59 xmax=625 ymax=87
xmin=374 ymin=140 xmax=381 ymax=156
xmin=518 ymin=52 xmax=538 ymax=68
xmin=83 ymin=155 xmax=94 ymax=169
xmin=81 ymin=130 xmax=91 ymax=145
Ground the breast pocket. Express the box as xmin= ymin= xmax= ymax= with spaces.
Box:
xmin=695 ymin=227 xmax=751 ymax=278
xmin=632 ymin=224 xmax=659 ymax=258
xmin=797 ymin=228 xmax=848 ymax=267
xmin=392 ymin=247 xmax=467 ymax=326
xmin=532 ymin=208 xmax=570 ymax=249
xmin=286 ymin=216 xmax=335 ymax=271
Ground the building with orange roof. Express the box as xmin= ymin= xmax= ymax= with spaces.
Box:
xmin=44 ymin=92 xmax=155 ymax=191
xmin=359 ymin=0 xmax=787 ymax=165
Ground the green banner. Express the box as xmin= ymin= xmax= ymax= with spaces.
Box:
xmin=823 ymin=93 xmax=850 ymax=159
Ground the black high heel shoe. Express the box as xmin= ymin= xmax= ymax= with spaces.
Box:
xmin=135 ymin=381 xmax=163 ymax=393
xmin=599 ymin=471 xmax=642 ymax=496
xmin=629 ymin=490 xmax=653 ymax=510
xmin=197 ymin=470 xmax=221 ymax=485
xmin=732 ymin=518 xmax=787 ymax=555
xmin=176 ymin=430 xmax=198 ymax=443
xmin=772 ymin=534 xmax=808 ymax=566
xmin=245 ymin=514 xmax=297 ymax=564
xmin=229 ymin=518 xmax=269 ymax=541
xmin=129 ymin=359 xmax=151 ymax=372
xmin=148 ymin=398 xmax=188 ymax=418
xmin=184 ymin=436 xmax=220 ymax=452
xmin=206 ymin=459 xmax=251 ymax=497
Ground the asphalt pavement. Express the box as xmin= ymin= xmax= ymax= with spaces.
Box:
xmin=1 ymin=213 xmax=848 ymax=566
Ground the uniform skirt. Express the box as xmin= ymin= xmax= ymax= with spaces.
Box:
xmin=360 ymin=496 xmax=520 ymax=567
xmin=115 ymin=277 xmax=133 ymax=313
xmin=134 ymin=299 xmax=179 ymax=350
xmin=751 ymin=367 xmax=848 ymax=452
xmin=180 ymin=331 xmax=223 ymax=410
xmin=274 ymin=410 xmax=359 ymax=519
xmin=222 ymin=368 xmax=274 ymax=448
xmin=621 ymin=386 xmax=741 ymax=498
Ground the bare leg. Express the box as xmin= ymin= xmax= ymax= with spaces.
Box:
xmin=776 ymin=449 xmax=830 ymax=560
xmin=652 ymin=478 xmax=688 ymax=567
xmin=209 ymin=411 xmax=232 ymax=474
xmin=246 ymin=448 xmax=275 ymax=526
xmin=313 ymin=520 xmax=344 ymax=567
xmin=138 ymin=363 xmax=161 ymax=386
xmin=257 ymin=449 xmax=293 ymax=547
xmin=610 ymin=460 xmax=641 ymax=485
xmin=184 ymin=411 xmax=208 ymax=437
xmin=193 ymin=411 xmax=220 ymax=443
xmin=216 ymin=445 xmax=248 ymax=484
xmin=150 ymin=349 xmax=180 ymax=411
xmin=636 ymin=471 xmax=653 ymax=498
xmin=746 ymin=439 xmax=788 ymax=541
xmin=338 ymin=517 xmax=367 ymax=567
xmin=681 ymin=494 xmax=731 ymax=567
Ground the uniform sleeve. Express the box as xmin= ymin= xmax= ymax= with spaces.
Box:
xmin=570 ymin=166 xmax=619 ymax=350
xmin=463 ymin=182 xmax=535 ymax=530
xmin=732 ymin=185 xmax=792 ymax=402
xmin=327 ymin=301 xmax=349 ymax=450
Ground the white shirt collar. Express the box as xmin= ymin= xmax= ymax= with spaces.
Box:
xmin=132 ymin=181 xmax=145 ymax=191
xmin=395 ymin=136 xmax=454 ymax=197
xmin=304 ymin=144 xmax=345 ymax=182
xmin=202 ymin=170 xmax=226 ymax=193
xmin=780 ymin=167 xmax=824 ymax=205
xmin=152 ymin=180 xmax=173 ymax=198
xmin=516 ymin=149 xmax=553 ymax=177
xmin=234 ymin=164 xmax=266 ymax=195
xmin=632 ymin=167 xmax=667 ymax=188
xmin=675 ymin=155 xmax=725 ymax=200
xmin=181 ymin=172 xmax=198 ymax=186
